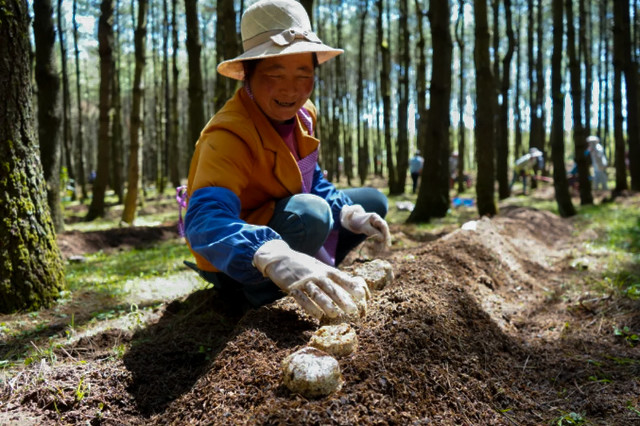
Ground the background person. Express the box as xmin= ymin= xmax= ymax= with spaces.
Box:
xmin=510 ymin=147 xmax=544 ymax=195
xmin=586 ymin=135 xmax=608 ymax=191
xmin=409 ymin=150 xmax=424 ymax=194
xmin=183 ymin=0 xmax=391 ymax=320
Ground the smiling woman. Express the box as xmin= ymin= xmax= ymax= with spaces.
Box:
xmin=182 ymin=0 xmax=391 ymax=321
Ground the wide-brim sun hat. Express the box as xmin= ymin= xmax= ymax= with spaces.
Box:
xmin=217 ymin=0 xmax=343 ymax=80
xmin=529 ymin=147 xmax=543 ymax=158
xmin=586 ymin=136 xmax=600 ymax=144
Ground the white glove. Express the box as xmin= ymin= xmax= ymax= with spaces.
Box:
xmin=340 ymin=204 xmax=392 ymax=251
xmin=253 ymin=240 xmax=369 ymax=320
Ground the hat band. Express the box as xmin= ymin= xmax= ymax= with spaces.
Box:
xmin=242 ymin=28 xmax=322 ymax=52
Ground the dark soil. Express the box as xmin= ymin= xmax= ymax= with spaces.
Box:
xmin=1 ymin=192 xmax=639 ymax=425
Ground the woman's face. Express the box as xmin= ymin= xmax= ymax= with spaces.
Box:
xmin=249 ymin=53 xmax=315 ymax=124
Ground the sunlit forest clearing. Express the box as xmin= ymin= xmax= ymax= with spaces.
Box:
xmin=1 ymin=0 xmax=639 ymax=424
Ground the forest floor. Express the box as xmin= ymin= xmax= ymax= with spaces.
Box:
xmin=1 ymin=185 xmax=639 ymax=425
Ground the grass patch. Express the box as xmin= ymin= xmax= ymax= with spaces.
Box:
xmin=65 ymin=239 xmax=192 ymax=295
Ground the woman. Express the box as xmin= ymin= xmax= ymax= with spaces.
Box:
xmin=184 ymin=0 xmax=391 ymax=320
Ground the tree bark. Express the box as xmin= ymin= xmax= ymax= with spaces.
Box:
xmin=612 ymin=0 xmax=632 ymax=193
xmin=497 ymin=0 xmax=515 ymax=200
xmin=614 ymin=0 xmax=640 ymax=190
xmin=72 ymin=0 xmax=87 ymax=202
xmin=159 ymin=0 xmax=170 ymax=195
xmin=86 ymin=0 xmax=115 ymax=221
xmin=170 ymin=0 xmax=181 ymax=189
xmin=514 ymin=8 xmax=523 ymax=171
xmin=473 ymin=0 xmax=498 ymax=216
xmin=122 ymin=0 xmax=149 ymax=225
xmin=111 ymin=0 xmax=124 ymax=203
xmin=550 ymin=0 xmax=576 ymax=217
xmin=566 ymin=0 xmax=593 ymax=205
xmin=0 ymin=0 xmax=65 ymax=313
xmin=33 ymin=0 xmax=64 ymax=232
xmin=454 ymin=0 xmax=466 ymax=194
xmin=57 ymin=0 xmax=75 ymax=200
xmin=186 ymin=0 xmax=206 ymax=170
xmin=213 ymin=0 xmax=238 ymax=112
xmin=377 ymin=0 xmax=397 ymax=191
xmin=392 ymin=0 xmax=410 ymax=195
xmin=356 ymin=0 xmax=370 ymax=186
xmin=409 ymin=0 xmax=452 ymax=222
xmin=580 ymin=0 xmax=592 ymax=137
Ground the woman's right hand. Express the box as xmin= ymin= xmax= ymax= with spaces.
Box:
xmin=253 ymin=240 xmax=369 ymax=319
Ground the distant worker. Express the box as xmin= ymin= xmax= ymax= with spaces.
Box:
xmin=449 ymin=152 xmax=458 ymax=182
xmin=510 ymin=147 xmax=544 ymax=195
xmin=409 ymin=151 xmax=424 ymax=194
xmin=586 ymin=136 xmax=608 ymax=191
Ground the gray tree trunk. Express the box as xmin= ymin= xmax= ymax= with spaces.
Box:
xmin=86 ymin=0 xmax=115 ymax=221
xmin=0 ymin=0 xmax=65 ymax=313
xmin=550 ymin=0 xmax=576 ymax=217
xmin=409 ymin=0 xmax=452 ymax=222
xmin=33 ymin=0 xmax=64 ymax=232
xmin=122 ymin=0 xmax=149 ymax=224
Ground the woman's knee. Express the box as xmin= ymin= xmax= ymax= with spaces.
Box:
xmin=269 ymin=194 xmax=333 ymax=254
xmin=286 ymin=193 xmax=332 ymax=227
xmin=343 ymin=187 xmax=388 ymax=217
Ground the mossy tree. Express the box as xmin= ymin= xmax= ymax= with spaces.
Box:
xmin=0 ymin=0 xmax=66 ymax=313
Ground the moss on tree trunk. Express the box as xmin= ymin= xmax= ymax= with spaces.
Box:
xmin=0 ymin=0 xmax=65 ymax=313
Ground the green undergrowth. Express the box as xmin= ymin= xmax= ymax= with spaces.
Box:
xmin=65 ymin=239 xmax=192 ymax=295
xmin=572 ymin=201 xmax=640 ymax=300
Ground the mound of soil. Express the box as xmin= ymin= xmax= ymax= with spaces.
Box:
xmin=2 ymin=201 xmax=639 ymax=425
xmin=57 ymin=225 xmax=178 ymax=259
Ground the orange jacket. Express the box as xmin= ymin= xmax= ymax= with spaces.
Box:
xmin=185 ymin=88 xmax=350 ymax=276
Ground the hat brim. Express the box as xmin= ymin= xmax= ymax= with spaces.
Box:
xmin=217 ymin=40 xmax=343 ymax=80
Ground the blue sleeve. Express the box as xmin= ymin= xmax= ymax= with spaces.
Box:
xmin=184 ymin=186 xmax=281 ymax=284
xmin=309 ymin=164 xmax=353 ymax=230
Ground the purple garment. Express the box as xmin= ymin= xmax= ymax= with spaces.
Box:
xmin=247 ymin=97 xmax=338 ymax=266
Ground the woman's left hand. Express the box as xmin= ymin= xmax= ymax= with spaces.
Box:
xmin=340 ymin=205 xmax=391 ymax=251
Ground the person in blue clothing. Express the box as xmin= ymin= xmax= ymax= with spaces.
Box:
xmin=409 ymin=151 xmax=424 ymax=194
xmin=183 ymin=0 xmax=391 ymax=320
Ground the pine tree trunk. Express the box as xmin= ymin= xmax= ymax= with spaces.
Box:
xmin=57 ymin=0 xmax=75 ymax=201
xmin=111 ymin=0 xmax=124 ymax=203
xmin=614 ymin=0 xmax=640 ymax=190
xmin=514 ymin=9 xmax=523 ymax=172
xmin=474 ymin=0 xmax=498 ymax=217
xmin=612 ymin=0 xmax=634 ymax=192
xmin=72 ymin=0 xmax=87 ymax=202
xmin=86 ymin=0 xmax=115 ymax=221
xmin=332 ymin=0 xmax=344 ymax=183
xmin=377 ymin=0 xmax=396 ymax=191
xmin=170 ymin=0 xmax=181 ymax=189
xmin=393 ymin=0 xmax=410 ymax=195
xmin=566 ymin=0 xmax=593 ymax=205
xmin=186 ymin=0 xmax=206 ymax=169
xmin=122 ymin=0 xmax=149 ymax=225
xmin=526 ymin=0 xmax=535 ymax=159
xmin=580 ymin=0 xmax=592 ymax=136
xmin=612 ymin=64 xmax=627 ymax=194
xmin=159 ymin=0 xmax=170 ymax=195
xmin=550 ymin=0 xmax=576 ymax=217
xmin=530 ymin=0 xmax=545 ymax=191
xmin=33 ymin=0 xmax=64 ymax=232
xmin=213 ymin=0 xmax=238 ymax=112
xmin=409 ymin=0 xmax=452 ymax=222
xmin=0 ymin=0 xmax=65 ymax=313
xmin=454 ymin=0 xmax=466 ymax=194
xmin=356 ymin=1 xmax=369 ymax=186
xmin=497 ymin=0 xmax=515 ymax=200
